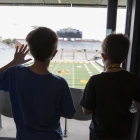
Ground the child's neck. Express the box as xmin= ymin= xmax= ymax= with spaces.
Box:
xmin=29 ymin=60 xmax=50 ymax=75
xmin=104 ymin=62 xmax=123 ymax=73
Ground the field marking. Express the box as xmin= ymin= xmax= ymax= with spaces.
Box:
xmin=52 ymin=63 xmax=60 ymax=73
xmin=72 ymin=63 xmax=75 ymax=88
xmin=90 ymin=62 xmax=102 ymax=73
xmin=84 ymin=64 xmax=92 ymax=76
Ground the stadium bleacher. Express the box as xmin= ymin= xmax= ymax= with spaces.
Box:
xmin=0 ymin=42 xmax=16 ymax=67
xmin=0 ymin=41 xmax=33 ymax=67
xmin=15 ymin=39 xmax=102 ymax=61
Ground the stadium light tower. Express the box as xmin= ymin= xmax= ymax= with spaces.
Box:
xmin=72 ymin=48 xmax=76 ymax=59
xmin=61 ymin=48 xmax=64 ymax=59
xmin=83 ymin=48 xmax=87 ymax=60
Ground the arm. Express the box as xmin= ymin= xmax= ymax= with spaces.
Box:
xmin=0 ymin=45 xmax=32 ymax=72
xmin=67 ymin=114 xmax=74 ymax=119
xmin=59 ymin=80 xmax=76 ymax=119
xmin=132 ymin=76 xmax=140 ymax=112
xmin=82 ymin=107 xmax=92 ymax=115
xmin=80 ymin=78 xmax=96 ymax=115
xmin=61 ymin=114 xmax=74 ymax=119
xmin=134 ymin=100 xmax=140 ymax=112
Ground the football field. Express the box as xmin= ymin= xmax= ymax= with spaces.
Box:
xmin=49 ymin=61 xmax=103 ymax=89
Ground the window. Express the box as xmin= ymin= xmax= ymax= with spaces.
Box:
xmin=0 ymin=5 xmax=126 ymax=139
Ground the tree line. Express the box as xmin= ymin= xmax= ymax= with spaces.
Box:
xmin=3 ymin=38 xmax=16 ymax=45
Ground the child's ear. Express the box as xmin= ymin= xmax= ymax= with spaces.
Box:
xmin=53 ymin=50 xmax=58 ymax=57
xmin=101 ymin=53 xmax=107 ymax=61
xmin=51 ymin=50 xmax=58 ymax=60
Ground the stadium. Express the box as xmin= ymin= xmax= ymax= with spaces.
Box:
xmin=15 ymin=27 xmax=104 ymax=89
xmin=0 ymin=0 xmax=140 ymax=140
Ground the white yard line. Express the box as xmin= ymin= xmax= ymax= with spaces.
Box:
xmin=72 ymin=63 xmax=75 ymax=88
xmin=52 ymin=63 xmax=60 ymax=73
xmin=84 ymin=64 xmax=92 ymax=76
xmin=90 ymin=62 xmax=102 ymax=73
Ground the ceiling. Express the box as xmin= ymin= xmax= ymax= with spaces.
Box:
xmin=0 ymin=0 xmax=127 ymax=7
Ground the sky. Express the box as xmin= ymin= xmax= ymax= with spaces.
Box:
xmin=0 ymin=6 xmax=126 ymax=41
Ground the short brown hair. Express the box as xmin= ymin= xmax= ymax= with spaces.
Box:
xmin=26 ymin=27 xmax=58 ymax=62
xmin=102 ymin=34 xmax=130 ymax=64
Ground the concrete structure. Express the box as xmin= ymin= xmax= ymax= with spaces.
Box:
xmin=16 ymin=39 xmax=102 ymax=50
xmin=16 ymin=39 xmax=102 ymax=61
xmin=0 ymin=0 xmax=126 ymax=7
xmin=95 ymin=59 xmax=104 ymax=67
xmin=106 ymin=0 xmax=118 ymax=34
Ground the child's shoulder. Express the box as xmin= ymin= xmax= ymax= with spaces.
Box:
xmin=9 ymin=65 xmax=25 ymax=70
xmin=6 ymin=65 xmax=26 ymax=72
xmin=9 ymin=66 xmax=69 ymax=85
xmin=89 ymin=70 xmax=129 ymax=80
xmin=88 ymin=73 xmax=103 ymax=84
xmin=90 ymin=73 xmax=104 ymax=80
xmin=121 ymin=70 xmax=140 ymax=79
xmin=89 ymin=70 xmax=140 ymax=83
xmin=127 ymin=71 xmax=140 ymax=82
xmin=50 ymin=73 xmax=68 ymax=83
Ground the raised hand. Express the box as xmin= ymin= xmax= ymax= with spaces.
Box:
xmin=0 ymin=44 xmax=32 ymax=72
xmin=13 ymin=44 xmax=32 ymax=65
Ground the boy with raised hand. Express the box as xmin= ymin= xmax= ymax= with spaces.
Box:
xmin=0 ymin=27 xmax=76 ymax=140
xmin=80 ymin=34 xmax=140 ymax=140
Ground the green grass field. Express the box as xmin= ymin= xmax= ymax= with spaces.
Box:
xmin=49 ymin=61 xmax=103 ymax=89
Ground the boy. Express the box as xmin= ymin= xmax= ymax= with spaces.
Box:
xmin=0 ymin=27 xmax=76 ymax=140
xmin=80 ymin=34 xmax=140 ymax=140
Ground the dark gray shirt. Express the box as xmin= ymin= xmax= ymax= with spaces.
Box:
xmin=80 ymin=70 xmax=140 ymax=138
